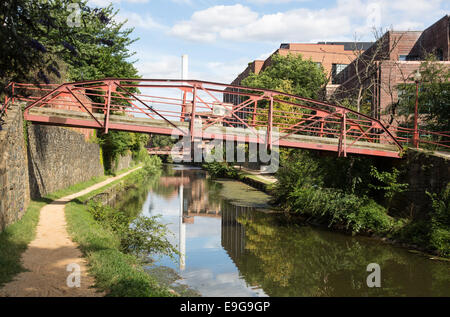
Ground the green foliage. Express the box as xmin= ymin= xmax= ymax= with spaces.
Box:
xmin=97 ymin=131 xmax=149 ymax=173
xmin=393 ymin=184 xmax=450 ymax=257
xmin=369 ymin=166 xmax=409 ymax=207
xmin=427 ymin=184 xmax=450 ymax=256
xmin=149 ymin=135 xmax=176 ymax=149
xmin=273 ymin=150 xmax=323 ymax=206
xmin=287 ymin=184 xmax=393 ymax=234
xmin=66 ymin=200 xmax=173 ymax=297
xmin=87 ymin=201 xmax=177 ymax=261
xmin=240 ymin=54 xmax=327 ymax=126
xmin=121 ymin=216 xmax=178 ymax=261
xmin=142 ymin=155 xmax=162 ymax=174
xmin=203 ymin=161 xmax=239 ymax=178
xmin=241 ymin=54 xmax=327 ymax=99
xmin=273 ymin=151 xmax=394 ymax=234
xmin=85 ymin=157 xmax=172 ymax=262
xmin=394 ymin=54 xmax=450 ymax=133
xmin=0 ymin=0 xmax=139 ymax=89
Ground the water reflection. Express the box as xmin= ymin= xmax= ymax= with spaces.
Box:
xmin=126 ymin=165 xmax=449 ymax=297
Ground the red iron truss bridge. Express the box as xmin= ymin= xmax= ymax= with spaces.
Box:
xmin=1 ymin=79 xmax=449 ymax=159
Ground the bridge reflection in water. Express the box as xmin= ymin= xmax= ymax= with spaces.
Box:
xmin=140 ymin=165 xmax=450 ymax=297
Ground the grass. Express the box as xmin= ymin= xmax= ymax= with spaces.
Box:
xmin=0 ymin=173 xmax=123 ymax=288
xmin=65 ymin=168 xmax=174 ymax=297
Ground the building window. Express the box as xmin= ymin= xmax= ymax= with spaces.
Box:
xmin=399 ymin=55 xmax=407 ymax=61
xmin=332 ymin=63 xmax=348 ymax=84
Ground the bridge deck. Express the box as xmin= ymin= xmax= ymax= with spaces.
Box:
xmin=26 ymin=107 xmax=400 ymax=158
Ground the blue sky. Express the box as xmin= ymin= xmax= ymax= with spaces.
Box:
xmin=87 ymin=0 xmax=449 ymax=83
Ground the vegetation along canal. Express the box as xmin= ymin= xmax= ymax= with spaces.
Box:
xmin=113 ymin=165 xmax=450 ymax=297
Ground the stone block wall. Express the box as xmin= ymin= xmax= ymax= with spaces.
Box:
xmin=0 ymin=106 xmax=30 ymax=230
xmin=27 ymin=124 xmax=105 ymax=198
xmin=0 ymin=104 xmax=132 ymax=231
xmin=400 ymin=149 xmax=450 ymax=214
xmin=112 ymin=154 xmax=133 ymax=174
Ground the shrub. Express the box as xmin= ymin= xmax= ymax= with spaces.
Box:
xmin=427 ymin=184 xmax=450 ymax=256
xmin=284 ymin=184 xmax=393 ymax=235
xmin=143 ymin=155 xmax=162 ymax=174
xmin=273 ymin=151 xmax=322 ymax=205
xmin=120 ymin=216 xmax=178 ymax=260
xmin=203 ymin=161 xmax=238 ymax=178
xmin=87 ymin=201 xmax=177 ymax=261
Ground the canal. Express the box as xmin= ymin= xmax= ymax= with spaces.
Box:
xmin=115 ymin=165 xmax=450 ymax=297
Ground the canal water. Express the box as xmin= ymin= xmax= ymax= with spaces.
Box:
xmin=116 ymin=165 xmax=450 ymax=297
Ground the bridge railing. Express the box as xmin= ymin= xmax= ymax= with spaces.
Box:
xmin=389 ymin=125 xmax=450 ymax=151
xmin=5 ymin=78 xmax=448 ymax=157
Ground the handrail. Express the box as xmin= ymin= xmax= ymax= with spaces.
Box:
xmin=9 ymin=79 xmax=449 ymax=157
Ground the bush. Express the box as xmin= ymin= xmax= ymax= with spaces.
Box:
xmin=287 ymin=185 xmax=392 ymax=234
xmin=120 ymin=216 xmax=178 ymax=260
xmin=350 ymin=200 xmax=394 ymax=234
xmin=143 ymin=155 xmax=162 ymax=174
xmin=428 ymin=184 xmax=450 ymax=256
xmin=87 ymin=201 xmax=177 ymax=262
xmin=273 ymin=151 xmax=322 ymax=205
xmin=203 ymin=161 xmax=238 ymax=178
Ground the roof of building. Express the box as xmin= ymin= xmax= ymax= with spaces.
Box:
xmin=316 ymin=42 xmax=374 ymax=51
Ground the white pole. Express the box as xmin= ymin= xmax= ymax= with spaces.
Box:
xmin=179 ymin=183 xmax=186 ymax=271
xmin=181 ymin=54 xmax=188 ymax=80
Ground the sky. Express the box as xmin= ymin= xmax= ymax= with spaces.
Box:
xmin=87 ymin=0 xmax=449 ymax=84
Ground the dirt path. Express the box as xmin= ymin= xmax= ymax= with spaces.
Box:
xmin=0 ymin=167 xmax=142 ymax=297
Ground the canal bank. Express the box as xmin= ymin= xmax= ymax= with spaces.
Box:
xmin=0 ymin=166 xmax=143 ymax=296
xmin=109 ymin=164 xmax=450 ymax=297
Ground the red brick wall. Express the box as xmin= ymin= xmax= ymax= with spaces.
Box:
xmin=231 ymin=60 xmax=265 ymax=86
xmin=231 ymin=43 xmax=362 ymax=88
xmin=378 ymin=61 xmax=450 ymax=125
xmin=389 ymin=31 xmax=423 ymax=60
xmin=410 ymin=15 xmax=449 ymax=60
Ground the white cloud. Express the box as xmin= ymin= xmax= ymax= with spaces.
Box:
xmin=115 ymin=11 xmax=165 ymax=29
xmin=136 ymin=55 xmax=184 ymax=79
xmin=169 ymin=0 xmax=448 ymax=44
xmin=170 ymin=4 xmax=259 ymax=42
xmin=169 ymin=3 xmax=352 ymax=43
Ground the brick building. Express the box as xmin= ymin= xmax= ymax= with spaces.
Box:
xmin=225 ymin=41 xmax=372 ymax=121
xmin=331 ymin=15 xmax=450 ymax=126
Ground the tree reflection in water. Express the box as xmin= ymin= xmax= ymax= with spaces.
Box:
xmin=222 ymin=206 xmax=450 ymax=297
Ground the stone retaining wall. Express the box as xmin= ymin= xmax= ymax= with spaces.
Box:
xmin=27 ymin=124 xmax=105 ymax=198
xmin=0 ymin=106 xmax=30 ymax=230
xmin=399 ymin=149 xmax=450 ymax=214
xmin=0 ymin=104 xmax=133 ymax=231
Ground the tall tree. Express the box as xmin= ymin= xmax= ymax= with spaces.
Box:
xmin=242 ymin=53 xmax=327 ymax=99
xmin=0 ymin=0 xmax=139 ymax=93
